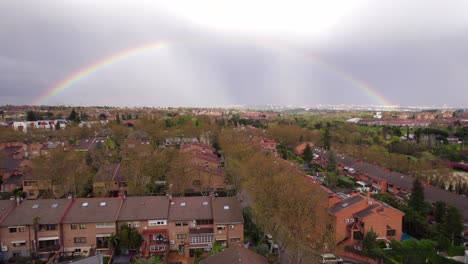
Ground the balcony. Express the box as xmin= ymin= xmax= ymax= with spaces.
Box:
xmin=150 ymin=239 xmax=168 ymax=245
xmin=38 ymin=244 xmax=60 ymax=252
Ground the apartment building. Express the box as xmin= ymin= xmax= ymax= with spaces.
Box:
xmin=62 ymin=198 xmax=123 ymax=256
xmin=0 ymin=199 xmax=72 ymax=260
xmin=116 ymin=196 xmax=169 ymax=257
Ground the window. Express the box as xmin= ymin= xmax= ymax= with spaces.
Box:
xmin=79 ymin=224 xmax=86 ymax=229
xmin=190 ymin=234 xmax=214 ymax=245
xmin=71 ymin=224 xmax=78 ymax=230
xmin=9 ymin=226 xmax=26 ymax=233
xmin=344 ymin=218 xmax=355 ymax=223
xmin=96 ymin=222 xmax=115 ymax=228
xmin=196 ymin=219 xmax=213 ymax=225
xmin=148 ymin=220 xmax=166 ymax=226
xmin=177 ymin=234 xmax=187 ymax=239
xmin=74 ymin=248 xmax=81 ymax=253
xmin=229 ymin=225 xmax=235 ymax=229
xmin=386 ymin=229 xmax=396 ymax=236
xmin=74 ymin=237 xmax=86 ymax=244
xmin=216 ymin=225 xmax=226 ymax=231
xmin=153 ymin=233 xmax=166 ymax=241
xmin=230 ymin=237 xmax=241 ymax=243
xmin=150 ymin=245 xmax=165 ymax=252
xmin=134 ymin=222 xmax=140 ymax=227
xmin=39 ymin=224 xmax=57 ymax=231
xmin=12 ymin=241 xmax=26 ymax=247
xmin=175 ymin=221 xmax=188 ymax=227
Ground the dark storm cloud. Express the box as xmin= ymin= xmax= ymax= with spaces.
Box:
xmin=0 ymin=0 xmax=467 ymax=107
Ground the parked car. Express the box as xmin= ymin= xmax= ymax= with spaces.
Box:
xmin=320 ymin=253 xmax=343 ymax=263
xmin=264 ymin=234 xmax=273 ymax=245
xmin=270 ymin=243 xmax=279 ymax=255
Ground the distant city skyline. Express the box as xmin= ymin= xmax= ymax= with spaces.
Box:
xmin=1 ymin=0 xmax=468 ymax=107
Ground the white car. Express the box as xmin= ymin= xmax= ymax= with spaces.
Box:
xmin=320 ymin=253 xmax=343 ymax=263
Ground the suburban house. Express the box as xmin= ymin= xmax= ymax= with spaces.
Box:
xmin=312 ymin=148 xmax=468 ymax=222
xmin=294 ymin=142 xmax=314 ymax=156
xmin=329 ymin=193 xmax=405 ymax=247
xmin=0 ymin=199 xmax=73 ymax=260
xmin=167 ymin=196 xmax=214 ymax=257
xmin=93 ymin=163 xmax=127 ymax=197
xmin=0 ymin=158 xmax=26 ymax=181
xmin=22 ymin=171 xmax=52 ymax=200
xmin=62 ymin=198 xmax=123 ymax=256
xmin=212 ymin=197 xmax=244 ymax=247
xmin=163 ymin=138 xmax=199 ymax=148
xmin=259 ymin=138 xmax=278 ymax=157
xmin=117 ymin=196 xmax=170 ymax=257
xmin=120 ymin=139 xmax=153 ymax=158
xmin=167 ymin=196 xmax=244 ymax=257
xmin=200 ymin=245 xmax=268 ymax=264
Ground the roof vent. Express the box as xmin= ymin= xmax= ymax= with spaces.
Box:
xmin=32 ymin=204 xmax=39 ymax=209
xmin=82 ymin=202 xmax=89 ymax=207
xmin=100 ymin=202 xmax=107 ymax=207
xmin=51 ymin=203 xmax=58 ymax=208
xmin=341 ymin=203 xmax=349 ymax=208
xmin=224 ymin=205 xmax=230 ymax=210
xmin=180 ymin=202 xmax=186 ymax=207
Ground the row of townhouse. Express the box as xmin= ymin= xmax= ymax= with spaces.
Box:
xmin=312 ymin=148 xmax=468 ymax=223
xmin=0 ymin=196 xmax=243 ymax=261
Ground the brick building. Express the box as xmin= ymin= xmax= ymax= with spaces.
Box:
xmin=62 ymin=198 xmax=122 ymax=256
xmin=329 ymin=194 xmax=404 ymax=247
xmin=116 ymin=196 xmax=169 ymax=257
xmin=0 ymin=199 xmax=72 ymax=260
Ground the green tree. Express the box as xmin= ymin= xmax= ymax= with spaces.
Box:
xmin=303 ymin=143 xmax=313 ymax=163
xmin=26 ymin=110 xmax=38 ymax=121
xmin=433 ymin=201 xmax=446 ymax=223
xmin=118 ymin=225 xmax=143 ymax=251
xmin=362 ymin=229 xmax=383 ymax=260
xmin=209 ymin=242 xmax=225 ymax=255
xmin=116 ymin=114 xmax=121 ymax=124
xmin=326 ymin=151 xmax=337 ymax=173
xmin=408 ymin=179 xmax=426 ymax=214
xmin=32 ymin=216 xmax=40 ymax=258
xmin=68 ymin=108 xmax=78 ymax=122
xmin=322 ymin=126 xmax=331 ymax=150
xmin=441 ymin=206 xmax=463 ymax=246
xmin=99 ymin=113 xmax=107 ymax=121
xmin=108 ymin=233 xmax=121 ymax=254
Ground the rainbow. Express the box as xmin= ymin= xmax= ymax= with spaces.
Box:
xmin=33 ymin=41 xmax=170 ymax=105
xmin=311 ymin=56 xmax=393 ymax=106
xmin=34 ymin=40 xmax=393 ymax=106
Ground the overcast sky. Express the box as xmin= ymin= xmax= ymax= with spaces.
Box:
xmin=1 ymin=0 xmax=467 ymax=107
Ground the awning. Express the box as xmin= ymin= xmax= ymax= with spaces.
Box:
xmin=96 ymin=234 xmax=112 ymax=238
xmin=11 ymin=240 xmax=26 ymax=244
xmin=38 ymin=236 xmax=59 ymax=241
